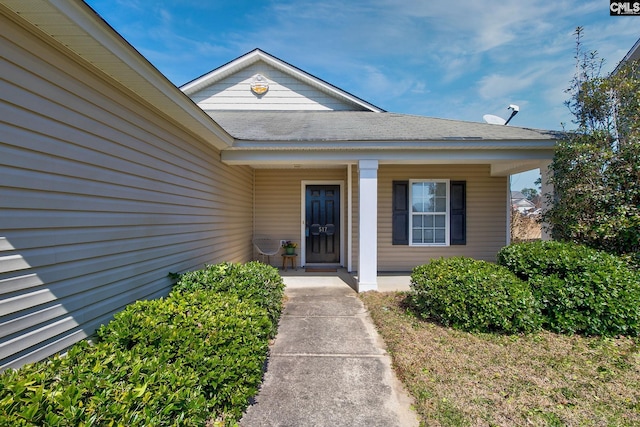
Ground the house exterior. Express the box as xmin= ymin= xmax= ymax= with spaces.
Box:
xmin=1 ymin=1 xmax=557 ymax=370
xmin=181 ymin=49 xmax=558 ymax=284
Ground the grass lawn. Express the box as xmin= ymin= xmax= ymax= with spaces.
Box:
xmin=360 ymin=291 xmax=640 ymax=427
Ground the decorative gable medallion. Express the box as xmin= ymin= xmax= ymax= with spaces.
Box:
xmin=250 ymin=74 xmax=269 ymax=95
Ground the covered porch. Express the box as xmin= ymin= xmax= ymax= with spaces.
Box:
xmin=234 ymin=157 xmax=553 ymax=292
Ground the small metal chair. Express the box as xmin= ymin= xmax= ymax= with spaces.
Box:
xmin=252 ymin=237 xmax=281 ymax=264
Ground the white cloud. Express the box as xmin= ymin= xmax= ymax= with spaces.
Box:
xmin=478 ymin=73 xmax=536 ymax=101
xmin=158 ymin=8 xmax=173 ymax=25
xmin=477 ymin=56 xmax=567 ymax=99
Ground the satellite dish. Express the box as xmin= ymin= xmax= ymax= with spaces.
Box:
xmin=483 ymin=114 xmax=506 ymax=125
xmin=483 ymin=104 xmax=520 ymax=125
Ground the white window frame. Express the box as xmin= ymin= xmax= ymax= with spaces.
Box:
xmin=409 ymin=179 xmax=450 ymax=246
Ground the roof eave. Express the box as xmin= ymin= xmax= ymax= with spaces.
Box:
xmin=225 ymin=139 xmax=558 ymax=151
xmin=220 ymin=147 xmax=556 ymax=167
xmin=614 ymin=36 xmax=640 ymax=74
xmin=2 ymin=0 xmax=233 ymax=149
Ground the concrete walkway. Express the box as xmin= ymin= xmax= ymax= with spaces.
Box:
xmin=240 ymin=275 xmax=418 ymax=427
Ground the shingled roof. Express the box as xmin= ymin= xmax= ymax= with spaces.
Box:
xmin=209 ymin=111 xmax=562 ymax=146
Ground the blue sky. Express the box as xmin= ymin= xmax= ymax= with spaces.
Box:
xmin=85 ymin=0 xmax=638 ymax=190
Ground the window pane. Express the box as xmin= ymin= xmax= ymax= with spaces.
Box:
xmin=413 ymin=182 xmax=438 ymax=212
xmin=424 ymin=195 xmax=434 ymax=212
xmin=412 ymin=229 xmax=423 ymax=244
xmin=435 ymin=197 xmax=446 ymax=212
xmin=435 ymin=183 xmax=446 ymax=196
xmin=424 ymin=229 xmax=434 ymax=243
xmin=427 ymin=183 xmax=436 ymax=195
xmin=435 ymin=215 xmax=446 ymax=227
xmin=413 ymin=215 xmax=423 ymax=227
xmin=435 ymin=229 xmax=445 ymax=243
xmin=424 ymin=215 xmax=434 ymax=227
xmin=412 ymin=183 xmax=424 ymax=198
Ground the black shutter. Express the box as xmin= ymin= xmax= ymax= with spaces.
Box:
xmin=450 ymin=181 xmax=466 ymax=245
xmin=392 ymin=181 xmax=409 ymax=245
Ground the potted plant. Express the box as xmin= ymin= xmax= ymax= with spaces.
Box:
xmin=282 ymin=241 xmax=297 ymax=255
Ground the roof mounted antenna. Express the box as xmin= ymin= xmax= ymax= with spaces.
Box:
xmin=483 ymin=104 xmax=520 ymax=125
xmin=504 ymin=104 xmax=519 ymax=125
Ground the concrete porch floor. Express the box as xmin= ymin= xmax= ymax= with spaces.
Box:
xmin=277 ymin=268 xmax=412 ymax=292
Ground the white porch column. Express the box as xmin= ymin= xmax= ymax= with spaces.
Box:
xmin=347 ymin=164 xmax=353 ymax=272
xmin=358 ymin=160 xmax=378 ymax=292
xmin=540 ymin=160 xmax=554 ymax=241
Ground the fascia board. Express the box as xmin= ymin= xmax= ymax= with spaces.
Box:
xmin=259 ymin=53 xmax=385 ymax=112
xmin=228 ymin=139 xmax=558 ymax=150
xmin=180 ymin=50 xmax=263 ymax=94
xmin=221 ymin=148 xmax=556 ymax=165
xmin=264 ymin=55 xmax=384 ymax=113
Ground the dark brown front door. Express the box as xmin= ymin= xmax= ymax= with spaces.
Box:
xmin=305 ymin=185 xmax=340 ymax=263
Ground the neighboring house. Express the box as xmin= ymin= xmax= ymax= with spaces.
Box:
xmin=511 ymin=191 xmax=536 ymax=214
xmin=0 ymin=1 xmax=558 ymax=370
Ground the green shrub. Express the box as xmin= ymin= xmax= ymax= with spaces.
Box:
xmin=172 ymin=261 xmax=284 ymax=332
xmin=498 ymin=241 xmax=640 ymax=336
xmin=497 ymin=240 xmax=600 ymax=281
xmin=410 ymin=257 xmax=541 ymax=334
xmin=0 ymin=341 xmax=211 ymax=427
xmin=97 ymin=291 xmax=273 ymax=421
xmin=0 ymin=262 xmax=285 ymax=426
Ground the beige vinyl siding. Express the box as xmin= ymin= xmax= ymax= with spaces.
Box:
xmin=254 ymin=168 xmax=348 ymax=266
xmin=376 ymin=165 xmax=507 ymax=271
xmin=0 ymin=13 xmax=253 ymax=370
xmin=192 ymin=63 xmax=358 ymax=111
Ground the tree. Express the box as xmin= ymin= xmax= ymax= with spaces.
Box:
xmin=521 ymin=188 xmax=539 ymax=202
xmin=543 ymin=27 xmax=640 ymax=265
xmin=520 ymin=187 xmax=541 ymax=209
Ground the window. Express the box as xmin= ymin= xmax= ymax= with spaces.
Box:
xmin=410 ymin=180 xmax=449 ymax=245
xmin=392 ymin=180 xmax=465 ymax=246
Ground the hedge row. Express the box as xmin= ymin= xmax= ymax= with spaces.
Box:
xmin=0 ymin=262 xmax=284 ymax=426
xmin=498 ymin=241 xmax=640 ymax=336
xmin=172 ymin=261 xmax=284 ymax=332
xmin=410 ymin=257 xmax=541 ymax=334
xmin=410 ymin=242 xmax=640 ymax=336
